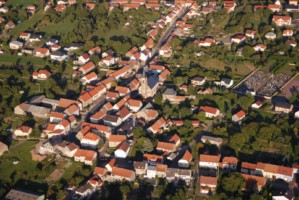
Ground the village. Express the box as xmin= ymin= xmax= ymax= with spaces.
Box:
xmin=0 ymin=0 xmax=299 ymax=199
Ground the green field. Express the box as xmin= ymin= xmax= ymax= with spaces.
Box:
xmin=199 ymin=57 xmax=254 ymax=76
xmin=0 ymin=141 xmax=52 ymax=196
xmin=0 ymin=54 xmax=46 ymax=66
xmin=6 ymin=0 xmax=39 ymax=7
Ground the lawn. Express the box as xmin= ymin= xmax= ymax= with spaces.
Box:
xmin=10 ymin=10 xmax=45 ymax=37
xmin=41 ymin=15 xmax=79 ymax=36
xmin=0 ymin=54 xmax=47 ymax=66
xmin=6 ymin=0 xmax=38 ymax=7
xmin=199 ymin=57 xmax=254 ymax=76
xmin=0 ymin=141 xmax=54 ymax=197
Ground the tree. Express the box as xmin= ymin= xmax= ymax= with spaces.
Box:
xmin=120 ymin=185 xmax=131 ymax=199
xmin=220 ymin=172 xmax=245 ymax=196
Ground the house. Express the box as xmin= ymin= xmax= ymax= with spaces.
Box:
xmin=274 ymin=102 xmax=293 ymax=113
xmin=232 ymin=110 xmax=246 ymax=122
xmin=168 ymin=133 xmax=181 ymax=147
xmin=253 ymin=44 xmax=266 ymax=52
xmin=50 ymin=44 xmax=61 ymax=52
xmin=86 ymin=3 xmax=96 ymax=10
xmin=251 ymin=100 xmax=263 ymax=109
xmin=57 ymin=141 xmax=79 ymax=157
xmin=4 ymin=189 xmax=45 ymax=200
xmin=241 ymin=174 xmax=266 ymax=192
xmin=199 ymin=154 xmax=220 ymax=169
xmin=29 ymin=34 xmax=42 ymax=43
xmin=78 ymin=53 xmax=90 ymax=64
xmin=80 ymin=72 xmax=97 ymax=85
xmin=108 ymin=135 xmax=126 ymax=148
xmin=220 ymin=77 xmax=234 ymax=88
xmin=156 ymin=164 xmax=167 ymax=178
xmin=89 ymin=84 xmax=107 ymax=101
xmin=81 ymin=132 xmax=101 ymax=149
xmin=55 ymin=4 xmax=66 ymax=12
xmin=94 ymin=167 xmax=107 ymax=179
xmin=141 ymin=38 xmax=154 ymax=51
xmin=99 ymin=56 xmax=117 ymax=67
xmin=5 ymin=21 xmax=15 ymax=29
xmin=134 ymin=161 xmax=147 ymax=176
xmin=74 ymin=149 xmax=97 ymax=165
xmin=114 ymin=140 xmax=130 ymax=158
xmin=178 ymin=150 xmax=192 ymax=168
xmin=199 ymin=176 xmax=217 ymax=194
xmin=265 ymin=32 xmax=277 ymax=40
xmin=147 ymin=117 xmax=166 ymax=134
xmin=9 ymin=41 xmax=24 ymax=50
xmin=159 ymin=43 xmax=173 ymax=57
xmin=14 ymin=126 xmax=32 ymax=137
xmin=156 ymin=142 xmax=176 ymax=153
xmin=103 ymin=114 xmax=122 ymax=127
xmin=289 ymin=0 xmax=298 ymax=5
xmin=137 ymin=104 xmax=158 ymax=123
xmin=146 ymin=165 xmax=157 ymax=179
xmin=191 ymin=77 xmax=206 ymax=86
xmin=115 ymin=86 xmax=130 ymax=97
xmin=143 ymin=153 xmax=164 ymax=164
xmin=111 ymin=167 xmax=136 ymax=182
xmin=105 ymin=158 xmax=116 ymax=172
xmin=79 ymin=62 xmax=95 ymax=75
xmin=90 ymin=110 xmax=106 ymax=123
xmin=89 ymin=46 xmax=101 ymax=55
xmin=200 ymin=106 xmax=220 ymax=118
xmin=221 ymin=156 xmax=238 ymax=171
xmin=245 ymin=30 xmax=257 ymax=39
xmin=241 ymin=162 xmax=295 ymax=182
xmin=201 ymin=136 xmax=223 ymax=147
xmin=34 ymin=48 xmax=50 ymax=58
xmin=272 ymin=15 xmax=292 ymax=26
xmin=49 ymin=112 xmax=65 ymax=123
xmin=197 ymin=37 xmax=216 ymax=47
xmin=78 ymin=92 xmax=93 ymax=108
xmin=19 ymin=32 xmax=31 ymax=41
xmin=294 ymin=110 xmax=299 ymax=119
xmin=0 ymin=6 xmax=9 ymax=13
xmin=231 ymin=34 xmax=246 ymax=44
xmin=45 ymin=38 xmax=58 ymax=47
xmin=127 ymin=99 xmax=143 ymax=112
xmin=50 ymin=50 xmax=68 ymax=61
xmin=268 ymin=4 xmax=280 ymax=12
xmin=283 ymin=29 xmax=293 ymax=37
xmin=32 ymin=70 xmax=52 ymax=80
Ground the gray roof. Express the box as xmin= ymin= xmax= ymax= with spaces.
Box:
xmin=4 ymin=188 xmax=44 ymax=200
xmin=163 ymin=88 xmax=177 ymax=96
xmin=147 ymin=75 xmax=159 ymax=89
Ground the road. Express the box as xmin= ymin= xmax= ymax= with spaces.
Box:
xmin=143 ymin=6 xmax=189 ymax=68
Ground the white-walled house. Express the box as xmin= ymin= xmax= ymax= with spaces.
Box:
xmin=114 ymin=141 xmax=130 ymax=159
xmin=81 ymin=132 xmax=101 ymax=149
xmin=199 ymin=154 xmax=220 ymax=169
xmin=178 ymin=150 xmax=192 ymax=168
xmin=14 ymin=126 xmax=32 ymax=137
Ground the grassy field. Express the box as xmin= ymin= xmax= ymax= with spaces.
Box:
xmin=6 ymin=0 xmax=38 ymax=7
xmin=199 ymin=57 xmax=254 ymax=76
xmin=0 ymin=54 xmax=46 ymax=66
xmin=0 ymin=141 xmax=54 ymax=197
xmin=10 ymin=10 xmax=45 ymax=37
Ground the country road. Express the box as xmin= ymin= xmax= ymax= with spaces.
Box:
xmin=143 ymin=6 xmax=189 ymax=67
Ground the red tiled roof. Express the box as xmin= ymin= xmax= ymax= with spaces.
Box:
xmin=112 ymin=167 xmax=134 ymax=179
xmin=180 ymin=150 xmax=192 ymax=162
xmin=199 ymin=154 xmax=220 ymax=163
xmin=157 ymin=142 xmax=176 ymax=152
xmin=200 ymin=106 xmax=218 ymax=114
xmin=109 ymin=135 xmax=126 ymax=143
